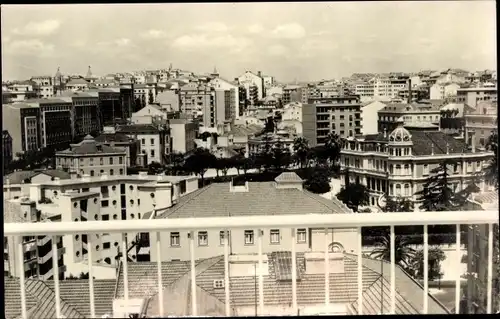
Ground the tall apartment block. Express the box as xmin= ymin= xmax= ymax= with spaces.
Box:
xmin=302 ymin=95 xmax=362 ymax=146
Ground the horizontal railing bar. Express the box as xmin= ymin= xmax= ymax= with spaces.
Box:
xmin=4 ymin=210 xmax=497 ymax=236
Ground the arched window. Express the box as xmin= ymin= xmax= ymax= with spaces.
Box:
xmin=404 ymin=184 xmax=410 ymax=196
xmin=396 ymin=184 xmax=402 ymax=196
xmin=395 ymin=164 xmax=401 ymax=175
xmin=404 ymin=164 xmax=410 ymax=175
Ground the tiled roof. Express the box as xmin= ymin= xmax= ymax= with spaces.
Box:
xmin=66 ymin=78 xmax=90 ymax=86
xmin=56 ymin=135 xmax=125 ymax=155
xmin=155 ymin=180 xmax=352 ymax=219
xmin=380 ymin=102 xmax=441 ymax=113
xmin=275 ymin=172 xmax=302 ymax=183
xmin=4 ymin=169 xmax=71 ymax=184
xmin=5 ymin=278 xmax=116 ymax=319
xmin=222 ymin=124 xmax=263 ymax=137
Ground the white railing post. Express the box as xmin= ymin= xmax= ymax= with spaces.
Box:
xmin=455 ymin=224 xmax=461 ymax=314
xmin=17 ymin=236 xmax=27 ymax=319
xmin=390 ymin=226 xmax=396 ymax=314
xmin=88 ymin=235 xmax=96 ymax=318
xmin=224 ymin=230 xmax=230 ymax=317
xmin=52 ymin=236 xmax=61 ymax=318
xmin=324 ymin=228 xmax=330 ymax=306
xmin=258 ymin=229 xmax=264 ymax=315
xmin=357 ymin=227 xmax=363 ymax=315
xmin=291 ymin=228 xmax=298 ymax=314
xmin=122 ymin=233 xmax=129 ymax=317
xmin=486 ymin=223 xmax=493 ymax=314
xmin=423 ymin=225 xmax=428 ymax=314
xmin=189 ymin=231 xmax=197 ymax=316
xmin=156 ymin=232 xmax=164 ymax=317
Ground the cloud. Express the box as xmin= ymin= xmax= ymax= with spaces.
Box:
xmin=270 ymin=23 xmax=306 ymax=39
xmin=268 ymin=44 xmax=288 ymax=57
xmin=171 ymin=34 xmax=251 ymax=53
xmin=115 ymin=38 xmax=131 ymax=46
xmin=141 ymin=29 xmax=167 ymax=39
xmin=12 ymin=20 xmax=61 ymax=36
xmin=248 ymin=24 xmax=264 ymax=34
xmin=4 ymin=39 xmax=55 ymax=57
xmin=195 ymin=22 xmax=228 ymax=33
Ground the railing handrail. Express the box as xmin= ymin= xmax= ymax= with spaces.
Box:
xmin=4 ymin=210 xmax=498 ymax=236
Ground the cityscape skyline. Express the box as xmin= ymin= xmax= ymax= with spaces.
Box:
xmin=1 ymin=1 xmax=497 ymax=82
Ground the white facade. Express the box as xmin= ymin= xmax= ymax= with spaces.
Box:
xmin=360 ymin=100 xmax=387 ymax=135
xmin=131 ymin=104 xmax=169 ymax=125
xmin=209 ymin=77 xmax=240 ymax=119
xmin=429 ymin=83 xmax=460 ymax=100
xmin=138 ymin=133 xmax=163 ymax=164
xmin=238 ymin=71 xmax=265 ymax=100
xmin=282 ymin=102 xmax=302 ymax=121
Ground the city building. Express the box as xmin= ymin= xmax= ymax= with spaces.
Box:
xmin=117 ymin=124 xmax=170 ymax=165
xmin=282 ymin=102 xmax=303 ymax=122
xmin=131 ymin=104 xmax=177 ymax=125
xmin=237 ymin=71 xmax=265 ymax=101
xmin=4 ymin=169 xmax=71 ymax=200
xmin=218 ymin=124 xmax=263 ymax=157
xmin=456 ymin=86 xmax=497 ymax=108
xmin=353 ymin=81 xmax=375 ymax=102
xmin=262 ymin=74 xmax=275 ymax=88
xmin=302 ymin=96 xmax=362 ymax=146
xmin=464 ymin=100 xmax=498 ymax=148
xmin=282 ymin=85 xmax=304 ymax=105
xmin=67 ymin=91 xmax=101 ymax=136
xmin=377 ymin=102 xmax=442 ymax=133
xmin=55 ymin=135 xmax=127 ymax=177
xmin=94 ymin=132 xmax=140 ymax=167
xmin=440 ymin=103 xmax=467 ymax=134
xmin=430 ymin=83 xmax=460 ymax=100
xmin=169 ymin=119 xmax=197 ymax=154
xmin=65 ymin=78 xmax=91 ymax=92
xmin=3 ymin=103 xmax=41 ymax=156
xmin=4 ymin=198 xmax=66 ymax=280
xmin=340 ymin=120 xmax=494 ymax=207
xmin=98 ymin=87 xmax=134 ymax=126
xmin=248 ymin=132 xmax=295 ymax=156
xmin=3 ymin=130 xmax=13 ymax=169
xmin=155 ymin=90 xmax=181 ymax=112
xmin=203 ymin=89 xmax=231 ymax=129
xmin=179 ymin=82 xmax=214 ymax=116
xmin=3 ymin=81 xmax=38 ymax=102
xmin=210 ymin=77 xmax=240 ymax=120
xmin=360 ymin=100 xmax=387 ymax=135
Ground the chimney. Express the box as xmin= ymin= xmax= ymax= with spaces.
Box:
xmin=257 ymin=71 xmax=262 ymax=77
xmin=407 ymin=79 xmax=412 ymax=104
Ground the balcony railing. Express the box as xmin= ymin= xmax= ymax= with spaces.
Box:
xmin=4 ymin=210 xmax=498 ymax=318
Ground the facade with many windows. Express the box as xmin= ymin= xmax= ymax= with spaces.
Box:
xmin=55 ymin=135 xmax=127 ymax=177
xmin=340 ymin=120 xmax=494 ymax=207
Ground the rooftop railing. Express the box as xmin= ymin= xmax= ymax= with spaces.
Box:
xmin=4 ymin=210 xmax=498 ymax=318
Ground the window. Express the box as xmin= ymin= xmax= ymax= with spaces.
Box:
xmin=101 ymin=200 xmax=109 ymax=207
xmin=100 ymin=157 xmax=104 ymax=165
xmin=213 ymin=279 xmax=224 ymax=289
xmin=103 ymin=242 xmax=110 ymax=249
xmin=90 ymin=158 xmax=94 ymax=166
xmin=244 ymin=230 xmax=254 ymax=245
xmin=297 ymin=229 xmax=307 ymax=243
xmin=90 ymin=170 xmax=95 ymax=177
xmin=151 ymin=150 xmax=155 ymax=157
xmin=270 ymin=229 xmax=280 ymax=244
xmin=198 ymin=231 xmax=208 ymax=246
xmin=170 ymin=232 xmax=180 ymax=246
xmin=395 ymin=184 xmax=401 ymax=196
xmin=219 ymin=231 xmax=226 ymax=245
xmin=119 ymin=169 xmax=124 ymax=175
xmin=110 ymin=169 xmax=114 ymax=176
xmin=102 ymin=214 xmax=109 ymax=221
xmin=404 ymin=184 xmax=410 ymax=196
xmin=423 ymin=164 xmax=429 ymax=175
xmin=467 ymin=162 xmax=472 ymax=172
xmin=150 ymin=138 xmax=155 ymax=145
xmin=404 ymin=164 xmax=409 ymax=175
xmin=109 ymin=157 xmax=114 ymax=165
xmin=119 ymin=157 xmax=123 ymax=165
xmin=395 ymin=164 xmax=401 ymax=175
xmin=476 ymin=161 xmax=481 ymax=171
xmin=141 ymin=138 xmax=145 ymax=145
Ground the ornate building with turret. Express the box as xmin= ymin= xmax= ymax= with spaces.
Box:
xmin=339 ymin=119 xmax=494 ymax=209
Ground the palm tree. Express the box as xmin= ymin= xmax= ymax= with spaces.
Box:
xmin=293 ymin=137 xmax=310 ymax=168
xmin=485 ymin=132 xmax=498 ymax=190
xmin=324 ymin=132 xmax=342 ymax=166
xmin=370 ymin=233 xmax=416 ymax=269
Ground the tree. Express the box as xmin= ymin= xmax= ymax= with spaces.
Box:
xmin=409 ymin=247 xmax=445 ymax=281
xmin=147 ymin=161 xmax=164 ymax=175
xmin=304 ymin=168 xmax=331 ymax=194
xmin=415 ymin=159 xmax=467 ymax=211
xmin=336 ymin=183 xmax=369 ymax=212
xmin=384 ymin=196 xmax=413 ymax=212
xmin=183 ymin=148 xmax=217 ymax=185
xmin=309 ymin=145 xmax=329 ymax=167
xmin=293 ymin=137 xmax=310 ymax=168
xmin=271 ymin=138 xmax=291 ymax=170
xmin=199 ymin=132 xmax=212 ymax=141
xmin=256 ymin=134 xmax=274 ymax=171
xmin=213 ymin=157 xmax=232 ymax=177
xmin=264 ymin=116 xmax=275 ymax=133
xmin=231 ymin=154 xmax=245 ymax=175
xmin=485 ymin=132 xmax=498 ymax=190
xmin=370 ymin=233 xmax=417 ymax=270
xmin=324 ymin=133 xmax=343 ymax=166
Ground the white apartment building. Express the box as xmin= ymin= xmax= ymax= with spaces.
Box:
xmin=429 ymin=83 xmax=460 ymax=100
xmin=238 ymin=71 xmax=265 ymax=100
xmin=209 ymin=77 xmax=240 ymax=119
xmin=282 ymin=102 xmax=303 ymax=121
xmin=360 ymin=100 xmax=387 ymax=135
xmin=117 ymin=124 xmax=170 ymax=165
xmin=8 ymin=173 xmax=198 ymax=278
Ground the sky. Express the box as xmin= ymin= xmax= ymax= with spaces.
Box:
xmin=1 ymin=1 xmax=497 ymax=82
